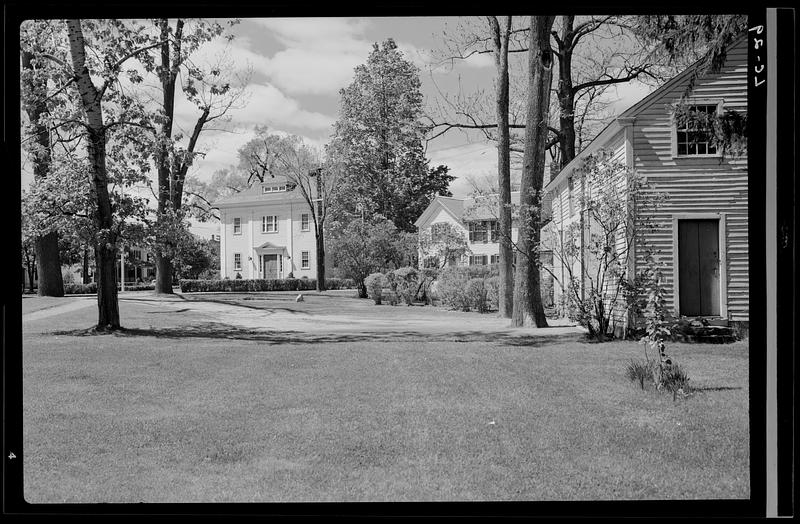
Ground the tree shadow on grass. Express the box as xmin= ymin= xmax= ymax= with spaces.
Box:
xmin=49 ymin=322 xmax=584 ymax=347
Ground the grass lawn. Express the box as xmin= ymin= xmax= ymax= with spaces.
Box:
xmin=22 ymin=293 xmax=749 ymax=502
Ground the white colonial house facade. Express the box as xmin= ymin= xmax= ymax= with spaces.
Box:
xmin=213 ymin=178 xmax=321 ymax=280
xmin=414 ymin=193 xmax=520 ymax=268
xmin=414 ymin=191 xmax=555 ymax=305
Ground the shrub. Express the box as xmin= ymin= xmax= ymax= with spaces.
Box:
xmin=659 ymin=363 xmax=691 ymax=401
xmin=120 ymin=283 xmax=155 ymax=291
xmin=485 ymin=276 xmax=500 ymax=311
xmin=417 ymin=268 xmax=438 ymax=304
xmin=178 ymin=278 xmax=355 ymax=293
xmin=392 ymin=266 xmax=419 ymax=305
xmin=64 ymin=282 xmax=97 ymax=294
xmin=436 ymin=267 xmax=471 ymax=311
xmin=434 ymin=266 xmax=501 ymax=312
xmin=625 ymin=358 xmax=656 ymax=390
xmin=464 ymin=278 xmax=489 ymax=313
xmin=364 ymin=273 xmax=386 ymax=304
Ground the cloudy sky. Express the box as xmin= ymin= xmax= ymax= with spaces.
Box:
xmin=175 ymin=17 xmax=653 ymax=199
xmin=21 ymin=17 xmax=654 ymax=208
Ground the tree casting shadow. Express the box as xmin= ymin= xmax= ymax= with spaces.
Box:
xmin=49 ymin=322 xmax=583 ymax=346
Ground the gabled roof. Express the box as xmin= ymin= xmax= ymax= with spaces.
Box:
xmin=544 ymin=34 xmax=747 ymax=194
xmin=414 ymin=191 xmax=522 ymax=229
xmin=414 ymin=196 xmax=464 ymax=229
xmin=212 ymin=183 xmax=306 ymax=208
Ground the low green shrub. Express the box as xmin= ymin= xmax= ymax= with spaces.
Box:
xmin=392 ymin=266 xmax=419 ymax=305
xmin=485 ymin=276 xmax=500 ymax=311
xmin=659 ymin=363 xmax=691 ymax=401
xmin=625 ymin=358 xmax=656 ymax=390
xmin=179 ymin=278 xmax=355 ymax=293
xmin=364 ymin=273 xmax=387 ymax=304
xmin=64 ymin=283 xmax=97 ymax=294
xmin=435 ymin=266 xmax=499 ymax=312
xmin=437 ymin=267 xmax=471 ymax=311
xmin=465 ymin=278 xmax=489 ymax=313
xmin=417 ymin=268 xmax=438 ymax=304
xmin=120 ymin=283 xmax=155 ymax=291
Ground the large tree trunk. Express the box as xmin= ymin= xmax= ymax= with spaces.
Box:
xmin=153 ymin=19 xmax=181 ymax=295
xmin=21 ymin=49 xmax=64 ymax=297
xmin=556 ymin=16 xmax=578 ymax=169
xmin=155 ymin=254 xmax=173 ymax=294
xmin=315 ymin=227 xmax=327 ymax=291
xmin=94 ymin=243 xmax=120 ymax=329
xmin=67 ymin=19 xmax=120 ymax=330
xmin=35 ymin=232 xmax=64 ymax=296
xmin=512 ymin=16 xmax=554 ymax=328
xmin=82 ymin=248 xmax=90 ymax=284
xmin=490 ymin=16 xmax=514 ymax=319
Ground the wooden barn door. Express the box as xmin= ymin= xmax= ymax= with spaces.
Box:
xmin=678 ymin=219 xmax=720 ymax=316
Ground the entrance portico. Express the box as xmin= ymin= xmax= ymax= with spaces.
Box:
xmin=255 ymin=241 xmax=289 ymax=279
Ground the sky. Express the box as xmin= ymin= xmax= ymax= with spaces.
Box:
xmin=21 ymin=17 xmax=656 ymax=228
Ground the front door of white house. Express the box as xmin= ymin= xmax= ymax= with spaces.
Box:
xmin=262 ymin=254 xmax=278 ymax=279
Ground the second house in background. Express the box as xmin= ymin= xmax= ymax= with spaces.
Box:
xmin=213 ymin=176 xmax=326 ymax=279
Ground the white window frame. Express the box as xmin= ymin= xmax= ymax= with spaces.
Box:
xmin=233 ymin=253 xmax=242 ymax=271
xmin=469 ymin=255 xmax=488 ymax=266
xmin=301 ymin=251 xmax=310 ymax=269
xmin=262 ymin=215 xmax=278 ymax=233
xmin=671 ymin=99 xmax=724 ymax=159
xmin=301 ymin=213 xmax=310 ymax=232
xmin=233 ymin=217 xmax=242 ymax=235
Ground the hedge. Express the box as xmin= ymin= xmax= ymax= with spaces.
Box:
xmin=179 ymin=277 xmax=356 ymax=293
xmin=64 ymin=283 xmax=97 ymax=294
xmin=62 ymin=283 xmax=156 ymax=294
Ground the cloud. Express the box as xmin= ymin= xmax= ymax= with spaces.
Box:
xmin=246 ymin=18 xmax=373 ymax=96
xmin=427 ymin=141 xmax=505 ymax=198
xmin=228 ymin=83 xmax=335 ymax=130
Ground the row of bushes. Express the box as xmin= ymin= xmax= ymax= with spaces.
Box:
xmin=179 ymin=277 xmax=356 ymax=293
xmin=362 ymin=265 xmax=502 ymax=312
xmin=62 ymin=282 xmax=157 ymax=294
xmin=364 ymin=267 xmax=433 ymax=306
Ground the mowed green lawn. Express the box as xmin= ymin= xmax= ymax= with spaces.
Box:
xmin=22 ymin=293 xmax=749 ymax=502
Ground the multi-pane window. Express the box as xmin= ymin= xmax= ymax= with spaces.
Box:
xmin=233 ymin=217 xmax=241 ymax=235
xmin=490 ymin=254 xmax=500 ymax=265
xmin=301 ymin=213 xmax=310 ymax=231
xmin=469 ymin=255 xmax=488 ymax=266
xmin=676 ymin=104 xmax=718 ymax=156
xmin=233 ymin=253 xmax=242 ymax=271
xmin=468 ymin=221 xmax=497 ymax=243
xmin=262 ymin=184 xmax=287 ymax=193
xmin=262 ymin=215 xmax=278 ymax=233
xmin=301 ymin=251 xmax=310 ymax=269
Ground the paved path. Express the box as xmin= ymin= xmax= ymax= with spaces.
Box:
xmin=22 ymin=291 xmax=585 ymax=340
xmin=120 ymin=292 xmax=584 ymax=339
xmin=22 ymin=296 xmax=96 ymax=323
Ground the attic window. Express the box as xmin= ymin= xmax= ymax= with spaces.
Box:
xmin=262 ymin=185 xmax=287 ymax=193
xmin=675 ymin=104 xmax=719 ymax=156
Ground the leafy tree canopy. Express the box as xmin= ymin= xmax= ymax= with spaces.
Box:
xmin=331 ymin=38 xmax=454 ymax=232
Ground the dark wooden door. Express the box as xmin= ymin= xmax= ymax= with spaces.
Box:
xmin=678 ymin=219 xmax=720 ymax=316
xmin=263 ymin=255 xmax=278 ymax=279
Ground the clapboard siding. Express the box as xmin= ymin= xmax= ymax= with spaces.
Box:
xmin=631 ymin=37 xmax=748 ymax=321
